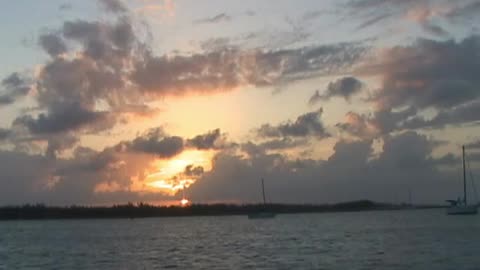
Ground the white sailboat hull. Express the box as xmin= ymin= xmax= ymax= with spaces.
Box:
xmin=446 ymin=205 xmax=478 ymax=215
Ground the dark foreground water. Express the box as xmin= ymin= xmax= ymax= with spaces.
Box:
xmin=1 ymin=209 xmax=479 ymax=270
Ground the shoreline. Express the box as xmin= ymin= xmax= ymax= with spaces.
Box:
xmin=0 ymin=200 xmax=445 ymax=221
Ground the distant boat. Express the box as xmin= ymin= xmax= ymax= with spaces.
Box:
xmin=446 ymin=146 xmax=478 ymax=215
xmin=248 ymin=178 xmax=276 ymax=219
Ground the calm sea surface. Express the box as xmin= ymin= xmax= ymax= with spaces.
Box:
xmin=1 ymin=209 xmax=479 ymax=270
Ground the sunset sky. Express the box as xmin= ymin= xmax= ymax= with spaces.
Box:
xmin=1 ymin=0 xmax=480 ymax=205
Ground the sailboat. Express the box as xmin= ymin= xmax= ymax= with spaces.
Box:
xmin=446 ymin=146 xmax=478 ymax=215
xmin=248 ymin=178 xmax=276 ymax=219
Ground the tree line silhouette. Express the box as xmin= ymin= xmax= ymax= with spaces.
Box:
xmin=0 ymin=200 xmax=439 ymax=220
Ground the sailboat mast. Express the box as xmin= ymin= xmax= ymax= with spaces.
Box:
xmin=261 ymin=178 xmax=266 ymax=205
xmin=463 ymin=145 xmax=467 ymax=205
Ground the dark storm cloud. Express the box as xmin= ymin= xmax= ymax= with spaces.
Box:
xmin=46 ymin=134 xmax=79 ymax=159
xmin=309 ymin=77 xmax=363 ymax=105
xmin=14 ymin=102 xmax=112 ymax=135
xmin=187 ymin=129 xmax=224 ymax=150
xmin=362 ymin=36 xmax=480 ymax=111
xmin=98 ymin=0 xmax=127 ymax=14
xmin=22 ymin=16 xmax=141 ymax=139
xmin=336 ymin=107 xmax=418 ymax=139
xmin=127 ymin=128 xmax=184 ymax=158
xmin=401 ymin=100 xmax=480 ymax=130
xmin=0 ymin=128 xmax=10 ymax=140
xmin=131 ymin=42 xmax=367 ymax=95
xmin=57 ymin=146 xmax=117 ymax=174
xmin=0 ymin=72 xmax=31 ymax=106
xmin=0 ymin=151 xmax=53 ymax=205
xmin=124 ymin=128 xmax=232 ymax=158
xmin=257 ymin=108 xmax=330 ymax=139
xmin=189 ymin=131 xmax=457 ymax=204
xmin=422 ymin=23 xmax=449 ymax=37
xmin=62 ymin=18 xmax=136 ymax=60
xmin=38 ymin=33 xmax=67 ymax=57
xmin=194 ymin=13 xmax=232 ymax=24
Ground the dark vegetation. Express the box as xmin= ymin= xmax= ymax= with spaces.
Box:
xmin=0 ymin=200 xmax=441 ymax=220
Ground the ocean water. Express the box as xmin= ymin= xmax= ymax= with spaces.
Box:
xmin=1 ymin=209 xmax=479 ymax=270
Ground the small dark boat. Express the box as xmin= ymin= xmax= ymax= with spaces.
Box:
xmin=446 ymin=146 xmax=478 ymax=215
xmin=248 ymin=178 xmax=276 ymax=219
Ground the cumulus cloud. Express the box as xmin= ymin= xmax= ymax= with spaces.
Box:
xmin=2 ymin=0 xmax=369 ymax=159
xmin=98 ymin=0 xmax=127 ymax=14
xmin=336 ymin=107 xmax=418 ymax=139
xmin=344 ymin=35 xmax=480 ymax=133
xmin=14 ymin=102 xmax=113 ymax=135
xmin=309 ymin=76 xmax=363 ymax=105
xmin=189 ymin=131 xmax=458 ymax=204
xmin=0 ymin=73 xmax=31 ymax=106
xmin=257 ymin=108 xmax=330 ymax=139
xmin=362 ymin=36 xmax=480 ymax=110
xmin=127 ymin=128 xmax=184 ymax=158
xmin=0 ymin=128 xmax=10 ymax=140
xmin=38 ymin=33 xmax=67 ymax=57
xmin=187 ymin=129 xmax=226 ymax=150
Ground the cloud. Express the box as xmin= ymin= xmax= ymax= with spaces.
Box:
xmin=194 ymin=13 xmax=231 ymax=24
xmin=189 ymin=131 xmax=457 ymax=204
xmin=422 ymin=22 xmax=449 ymax=37
xmin=355 ymin=13 xmax=392 ymax=30
xmin=258 ymin=138 xmax=308 ymax=151
xmin=257 ymin=108 xmax=330 ymax=139
xmin=38 ymin=33 xmax=67 ymax=57
xmin=363 ymin=36 xmax=480 ymax=110
xmin=343 ymin=35 xmax=480 ymax=134
xmin=445 ymin=1 xmax=480 ymax=22
xmin=309 ymin=76 xmax=363 ymax=105
xmin=0 ymin=128 xmax=10 ymax=140
xmin=127 ymin=128 xmax=184 ymax=158
xmin=187 ymin=129 xmax=226 ymax=150
xmin=2 ymin=0 xmax=368 ymax=159
xmin=184 ymin=165 xmax=204 ymax=177
xmin=98 ymin=0 xmax=127 ymax=14
xmin=0 ymin=72 xmax=31 ymax=106
xmin=336 ymin=107 xmax=418 ymax=139
xmin=13 ymin=15 xmax=143 ymax=142
xmin=14 ymin=102 xmax=113 ymax=135
xmin=131 ymin=42 xmax=368 ymax=96
xmin=401 ymin=100 xmax=480 ymax=130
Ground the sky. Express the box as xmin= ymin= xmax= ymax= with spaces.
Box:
xmin=1 ymin=0 xmax=480 ymax=206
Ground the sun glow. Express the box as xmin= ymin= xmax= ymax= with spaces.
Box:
xmin=145 ymin=150 xmax=213 ymax=195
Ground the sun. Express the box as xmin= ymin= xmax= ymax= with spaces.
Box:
xmin=180 ymin=198 xmax=190 ymax=206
